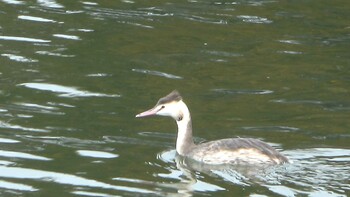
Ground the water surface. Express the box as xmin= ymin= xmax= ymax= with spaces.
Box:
xmin=0 ymin=0 xmax=349 ymax=196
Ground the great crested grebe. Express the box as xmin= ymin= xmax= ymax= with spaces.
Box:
xmin=136 ymin=90 xmax=288 ymax=165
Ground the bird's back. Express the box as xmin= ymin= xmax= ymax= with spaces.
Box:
xmin=186 ymin=138 xmax=288 ymax=165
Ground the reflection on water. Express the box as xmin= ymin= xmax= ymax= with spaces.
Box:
xmin=157 ymin=147 xmax=350 ymax=196
xmin=0 ymin=0 xmax=349 ymax=196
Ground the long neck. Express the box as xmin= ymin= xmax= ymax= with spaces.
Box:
xmin=175 ymin=101 xmax=195 ymax=156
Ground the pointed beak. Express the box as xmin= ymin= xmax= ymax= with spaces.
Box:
xmin=135 ymin=107 xmax=158 ymax=118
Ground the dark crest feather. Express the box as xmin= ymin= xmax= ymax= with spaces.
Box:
xmin=157 ymin=90 xmax=182 ymax=105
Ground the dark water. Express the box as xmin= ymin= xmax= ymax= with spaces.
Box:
xmin=0 ymin=0 xmax=349 ymax=196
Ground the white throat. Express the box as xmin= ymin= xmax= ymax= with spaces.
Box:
xmin=175 ymin=101 xmax=195 ymax=155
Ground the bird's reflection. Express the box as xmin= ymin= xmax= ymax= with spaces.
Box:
xmin=156 ymin=149 xmax=290 ymax=196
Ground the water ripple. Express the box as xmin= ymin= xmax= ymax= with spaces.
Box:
xmin=72 ymin=191 xmax=114 ymax=197
xmin=117 ymin=21 xmax=154 ymax=29
xmin=0 ymin=0 xmax=25 ymax=5
xmin=114 ymin=175 xmax=225 ymax=193
xmin=212 ymin=88 xmax=274 ymax=95
xmin=76 ymin=150 xmax=119 ymax=159
xmin=288 ymin=148 xmax=350 ymax=160
xmin=37 ymin=0 xmax=64 ymax=9
xmin=53 ymin=34 xmax=81 ymax=40
xmin=0 ymin=137 xmax=20 ymax=143
xmin=132 ymin=68 xmax=183 ymax=79
xmin=14 ymin=102 xmax=64 ymax=115
xmin=84 ymin=4 xmax=234 ymax=27
xmin=35 ymin=50 xmax=75 ymax=57
xmin=0 ymin=180 xmax=37 ymax=191
xmin=277 ymin=50 xmax=303 ymax=55
xmin=203 ymin=50 xmax=242 ymax=57
xmin=1 ymin=53 xmax=38 ymax=62
xmin=19 ymin=82 xmax=121 ymax=98
xmin=21 ymin=135 xmax=107 ymax=149
xmin=85 ymin=6 xmax=172 ymax=19
xmin=180 ymin=14 xmax=228 ymax=25
xmin=241 ymin=126 xmax=300 ymax=133
xmin=0 ymin=36 xmax=51 ymax=43
xmin=0 ymin=150 xmax=51 ymax=161
xmin=271 ymin=99 xmax=350 ymax=111
xmin=86 ymin=73 xmax=111 ymax=77
xmin=237 ymin=15 xmax=273 ymax=24
xmin=0 ymin=166 xmax=155 ymax=194
xmin=211 ymin=169 xmax=249 ymax=186
xmin=18 ymin=15 xmax=56 ymax=23
xmin=103 ymin=135 xmax=171 ymax=147
xmin=0 ymin=121 xmax=49 ymax=132
xmin=81 ymin=2 xmax=98 ymax=6
xmin=278 ymin=39 xmax=301 ymax=45
xmin=278 ymin=148 xmax=350 ymax=196
xmin=85 ymin=6 xmax=172 ymax=28
xmin=69 ymin=28 xmax=94 ymax=32
xmin=138 ymin=131 xmax=174 ymax=139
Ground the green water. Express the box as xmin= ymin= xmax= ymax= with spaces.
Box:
xmin=0 ymin=0 xmax=349 ymax=196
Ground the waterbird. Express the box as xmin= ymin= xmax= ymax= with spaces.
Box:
xmin=136 ymin=90 xmax=288 ymax=165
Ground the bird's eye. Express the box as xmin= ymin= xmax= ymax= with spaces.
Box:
xmin=161 ymin=105 xmax=165 ymax=109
